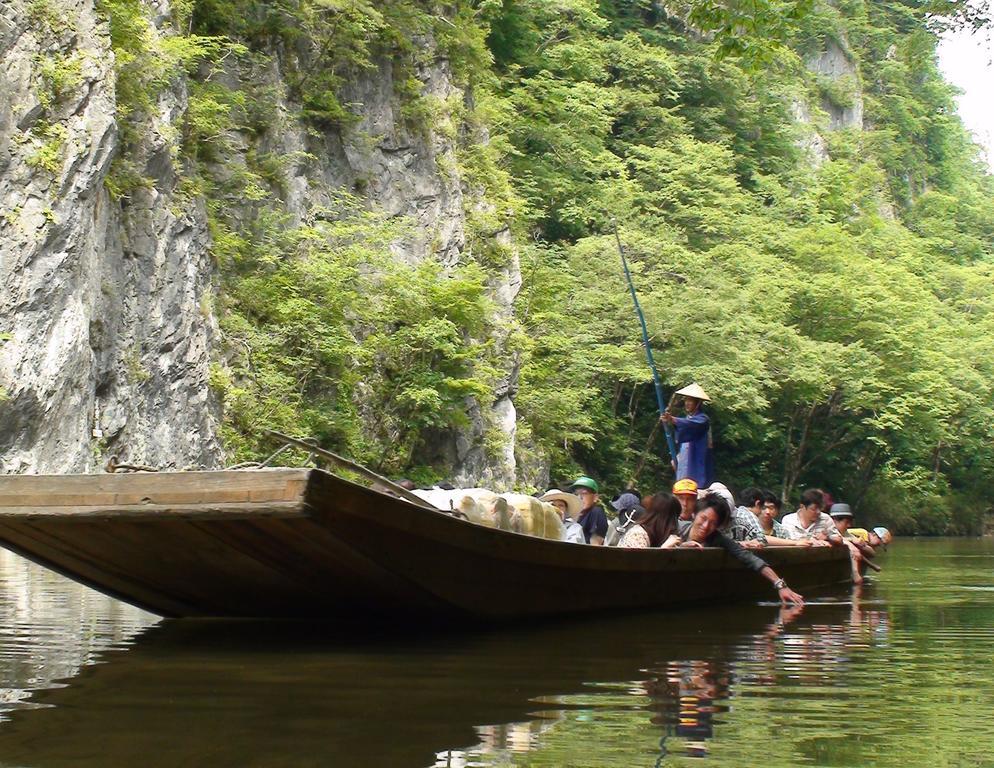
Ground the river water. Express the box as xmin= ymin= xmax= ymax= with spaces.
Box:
xmin=0 ymin=539 xmax=989 ymax=767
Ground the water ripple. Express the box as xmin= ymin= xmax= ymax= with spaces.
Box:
xmin=0 ymin=540 xmax=991 ymax=767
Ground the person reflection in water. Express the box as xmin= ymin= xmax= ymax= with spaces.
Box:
xmin=679 ymin=494 xmax=805 ymax=605
xmin=672 ymin=660 xmax=730 ymax=757
xmin=646 ymin=660 xmax=731 ymax=759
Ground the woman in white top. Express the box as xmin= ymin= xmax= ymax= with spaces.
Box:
xmin=619 ymin=492 xmax=682 ymax=549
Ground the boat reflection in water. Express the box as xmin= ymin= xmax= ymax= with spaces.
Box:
xmin=431 ymin=588 xmax=891 ymax=767
xmin=0 ymin=550 xmax=156 ymax=721
xmin=0 ymin=551 xmax=890 ymax=768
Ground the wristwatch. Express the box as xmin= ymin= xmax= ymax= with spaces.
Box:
xmin=773 ymin=579 xmax=787 ymax=590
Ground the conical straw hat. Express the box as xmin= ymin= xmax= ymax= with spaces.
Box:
xmin=674 ymin=382 xmax=711 ymax=402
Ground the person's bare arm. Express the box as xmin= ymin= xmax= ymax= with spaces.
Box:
xmin=759 ymin=565 xmax=804 ymax=605
xmin=765 ymin=535 xmax=811 ymax=547
xmin=852 ymin=539 xmax=876 ymax=557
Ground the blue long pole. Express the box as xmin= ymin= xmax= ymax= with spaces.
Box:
xmin=612 ymin=221 xmax=678 ymax=464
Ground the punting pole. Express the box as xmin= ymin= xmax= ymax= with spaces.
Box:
xmin=263 ymin=430 xmax=439 ymax=512
xmin=611 ymin=219 xmax=678 ymax=466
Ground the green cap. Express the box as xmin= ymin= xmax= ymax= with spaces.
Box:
xmin=570 ymin=476 xmax=599 ymax=493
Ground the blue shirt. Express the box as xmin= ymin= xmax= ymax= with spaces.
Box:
xmin=674 ymin=411 xmax=713 ymax=487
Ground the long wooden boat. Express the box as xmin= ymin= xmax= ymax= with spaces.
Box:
xmin=0 ymin=468 xmax=852 ymax=620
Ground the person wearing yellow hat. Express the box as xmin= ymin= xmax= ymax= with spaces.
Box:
xmin=661 ymin=383 xmax=714 ymax=487
xmin=672 ymin=478 xmax=699 ymax=524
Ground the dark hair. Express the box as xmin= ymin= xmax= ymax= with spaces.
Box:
xmin=761 ymin=490 xmax=782 ymax=510
xmin=800 ymin=488 xmax=824 ymax=509
xmin=696 ymin=493 xmax=730 ymax=527
xmin=640 ymin=492 xmax=682 ymax=547
xmin=740 ymin=487 xmax=763 ymax=507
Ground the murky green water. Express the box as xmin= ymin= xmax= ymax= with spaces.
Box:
xmin=0 ymin=539 xmax=990 ymax=767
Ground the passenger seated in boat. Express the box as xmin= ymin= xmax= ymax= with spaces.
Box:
xmin=830 ymin=503 xmax=868 ymax=544
xmin=618 ymin=492 xmax=682 ymax=548
xmin=673 ymin=478 xmax=699 ymax=523
xmin=847 ymin=525 xmax=870 ymax=543
xmin=757 ymin=491 xmax=804 ymax=547
xmin=679 ymin=494 xmax=805 ymax=605
xmin=874 ymin=527 xmax=893 ymax=545
xmin=779 ymin=489 xmax=844 ymax=546
xmin=570 ymin=476 xmax=608 ymax=545
xmin=704 ymin=482 xmax=766 ymax=549
xmin=539 ymin=490 xmax=585 ymax=544
xmin=740 ymin=487 xmax=765 ymax=519
xmin=756 ymin=491 xmax=783 ymax=535
xmin=829 ymin=502 xmax=875 ymax=584
xmin=604 ymin=491 xmax=645 ymax=546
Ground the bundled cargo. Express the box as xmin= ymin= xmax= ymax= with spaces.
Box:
xmin=412 ymin=488 xmax=565 ymax=542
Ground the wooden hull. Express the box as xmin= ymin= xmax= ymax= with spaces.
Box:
xmin=0 ymin=468 xmax=852 ymax=620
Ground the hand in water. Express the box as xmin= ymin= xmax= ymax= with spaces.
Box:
xmin=779 ymin=586 xmax=805 ymax=605
xmin=779 ymin=603 xmax=805 ymax=624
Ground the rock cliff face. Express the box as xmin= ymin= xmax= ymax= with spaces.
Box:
xmin=243 ymin=51 xmax=521 ymax=486
xmin=0 ymin=0 xmax=520 ymax=485
xmin=0 ymin=0 xmax=219 ymax=473
xmin=794 ymin=36 xmax=864 ymax=165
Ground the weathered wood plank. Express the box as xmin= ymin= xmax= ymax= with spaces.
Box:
xmin=0 ymin=469 xmax=309 ymax=507
xmin=2 ymin=517 xmax=332 ymax=616
xmin=186 ymin=514 xmax=450 ymax=617
xmin=0 ymin=522 xmax=204 ymax=616
xmin=0 ymin=501 xmax=306 ymax=519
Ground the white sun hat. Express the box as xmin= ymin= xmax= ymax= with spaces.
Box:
xmin=540 ymin=490 xmax=582 ymax=518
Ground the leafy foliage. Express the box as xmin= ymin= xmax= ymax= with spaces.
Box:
xmin=92 ymin=0 xmax=994 ymax=530
xmin=481 ymin=0 xmax=994 ymax=530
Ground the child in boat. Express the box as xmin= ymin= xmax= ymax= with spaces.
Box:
xmin=701 ymin=481 xmax=766 ymax=549
xmin=570 ymin=476 xmax=608 ymax=545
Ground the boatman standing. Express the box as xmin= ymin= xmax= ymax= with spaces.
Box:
xmin=660 ymin=383 xmax=714 ymax=487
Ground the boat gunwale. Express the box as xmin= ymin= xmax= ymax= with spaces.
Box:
xmin=0 ymin=467 xmax=851 ymax=572
xmin=0 ymin=468 xmax=852 ymax=620
xmin=301 ymin=469 xmax=851 ymax=574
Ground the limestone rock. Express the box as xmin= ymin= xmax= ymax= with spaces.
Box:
xmin=0 ymin=0 xmax=518 ymax=486
xmin=0 ymin=0 xmax=220 ymax=473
